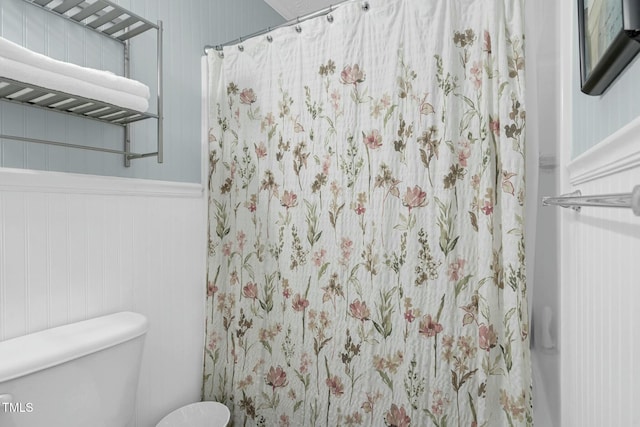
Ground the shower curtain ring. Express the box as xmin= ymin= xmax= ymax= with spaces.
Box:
xmin=295 ymin=17 xmax=302 ymax=33
xmin=266 ymin=27 xmax=273 ymax=42
xmin=238 ymin=36 xmax=244 ymax=51
xmin=362 ymin=1 xmax=370 ymax=11
xmin=327 ymin=6 xmax=334 ymax=23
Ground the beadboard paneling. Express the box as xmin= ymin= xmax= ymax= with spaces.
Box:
xmin=560 ymin=122 xmax=640 ymax=427
xmin=0 ymin=167 xmax=207 ymax=427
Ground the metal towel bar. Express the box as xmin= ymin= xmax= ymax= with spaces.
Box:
xmin=542 ymin=186 xmax=640 ymax=216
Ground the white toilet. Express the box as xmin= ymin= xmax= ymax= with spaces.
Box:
xmin=0 ymin=312 xmax=230 ymax=427
xmin=156 ymin=401 xmax=230 ymax=427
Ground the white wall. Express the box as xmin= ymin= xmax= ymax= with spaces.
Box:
xmin=525 ymin=0 xmax=560 ymax=424
xmin=559 ymin=0 xmax=640 ymax=425
xmin=0 ymin=167 xmax=207 ymax=427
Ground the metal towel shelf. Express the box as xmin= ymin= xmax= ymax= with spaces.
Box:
xmin=0 ymin=0 xmax=163 ymax=166
xmin=542 ymin=186 xmax=640 ymax=216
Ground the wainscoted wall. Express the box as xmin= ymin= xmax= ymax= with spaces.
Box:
xmin=559 ymin=120 xmax=640 ymax=427
xmin=0 ymin=0 xmax=283 ymax=182
xmin=0 ymin=167 xmax=207 ymax=427
xmin=560 ymin=0 xmax=640 ymax=425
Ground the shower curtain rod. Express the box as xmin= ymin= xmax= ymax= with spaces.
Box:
xmin=203 ymin=0 xmax=369 ymax=55
xmin=542 ymin=186 xmax=640 ymax=216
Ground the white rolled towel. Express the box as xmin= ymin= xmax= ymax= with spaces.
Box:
xmin=0 ymin=36 xmax=150 ymax=113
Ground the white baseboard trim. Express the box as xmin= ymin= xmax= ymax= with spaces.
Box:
xmin=0 ymin=167 xmax=204 ymax=198
xmin=568 ymin=115 xmax=640 ymax=185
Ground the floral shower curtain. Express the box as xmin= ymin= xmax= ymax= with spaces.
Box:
xmin=204 ymin=0 xmax=532 ymax=425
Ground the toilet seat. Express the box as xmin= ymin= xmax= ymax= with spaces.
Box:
xmin=156 ymin=401 xmax=230 ymax=427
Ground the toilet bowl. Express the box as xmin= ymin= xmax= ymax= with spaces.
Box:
xmin=156 ymin=401 xmax=230 ymax=427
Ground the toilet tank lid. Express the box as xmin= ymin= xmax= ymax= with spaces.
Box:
xmin=0 ymin=311 xmax=148 ymax=383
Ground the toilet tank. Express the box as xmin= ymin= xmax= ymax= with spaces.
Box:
xmin=0 ymin=312 xmax=148 ymax=427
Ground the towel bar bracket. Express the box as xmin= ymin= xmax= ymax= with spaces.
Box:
xmin=543 ymin=190 xmax=582 ymax=212
xmin=543 ymin=186 xmax=640 ymax=216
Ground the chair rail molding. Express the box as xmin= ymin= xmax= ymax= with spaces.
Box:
xmin=0 ymin=167 xmax=203 ymax=198
xmin=568 ymin=115 xmax=640 ymax=186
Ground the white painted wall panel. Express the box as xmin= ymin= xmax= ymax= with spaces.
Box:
xmin=0 ymin=167 xmax=207 ymax=427
xmin=558 ymin=116 xmax=640 ymax=426
xmin=564 ymin=172 xmax=639 ymax=427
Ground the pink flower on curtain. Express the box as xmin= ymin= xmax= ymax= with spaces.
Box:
xmin=402 ymin=186 xmax=428 ymax=211
xmin=265 ymin=366 xmax=288 ymax=391
xmin=363 ymin=129 xmax=383 ymax=150
xmin=330 ymin=89 xmax=341 ymax=111
xmin=292 ymin=294 xmax=309 ymax=312
xmin=490 ymin=117 xmax=500 ymax=135
xmin=255 ymin=142 xmax=267 ymax=159
xmin=245 ymin=196 xmax=257 ymax=213
xmin=325 ymin=375 xmax=345 ymax=396
xmin=207 ymin=331 xmax=219 ymax=351
xmin=458 ymin=142 xmax=471 ymax=167
xmin=483 ymin=30 xmax=492 ymax=54
xmin=404 ymin=310 xmax=415 ymax=323
xmin=341 ymin=238 xmax=353 ymax=261
xmin=431 ymin=389 xmax=450 ymax=417
xmin=261 ymin=112 xmax=275 ymax=132
xmin=239 ymin=88 xmax=257 ymax=104
xmin=299 ymin=352 xmax=312 ymax=374
xmin=418 ymin=314 xmax=443 ymax=338
xmin=361 ymin=391 xmax=382 ymax=414
xmin=340 ymin=64 xmax=366 ymax=85
xmin=279 ymin=414 xmax=290 ymax=427
xmin=207 ymin=281 xmax=218 ymax=297
xmin=280 ymin=190 xmax=298 ymax=209
xmin=230 ymin=271 xmax=239 ymax=286
xmin=384 ymin=404 xmax=411 ymax=427
xmin=349 ymin=299 xmax=371 ymax=321
xmin=470 ymin=61 xmax=482 ymax=89
xmin=312 ymin=249 xmax=327 ymax=267
xmin=448 ymin=258 xmax=466 ymax=281
xmin=479 ymin=324 xmax=498 ymax=351
xmin=242 ymin=282 xmax=258 ymax=300
xmin=322 ymin=154 xmax=331 ymax=175
xmin=222 ymin=242 xmax=233 ymax=257
xmin=481 ymin=200 xmax=494 ymax=215
xmin=237 ymin=231 xmax=246 ymax=251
